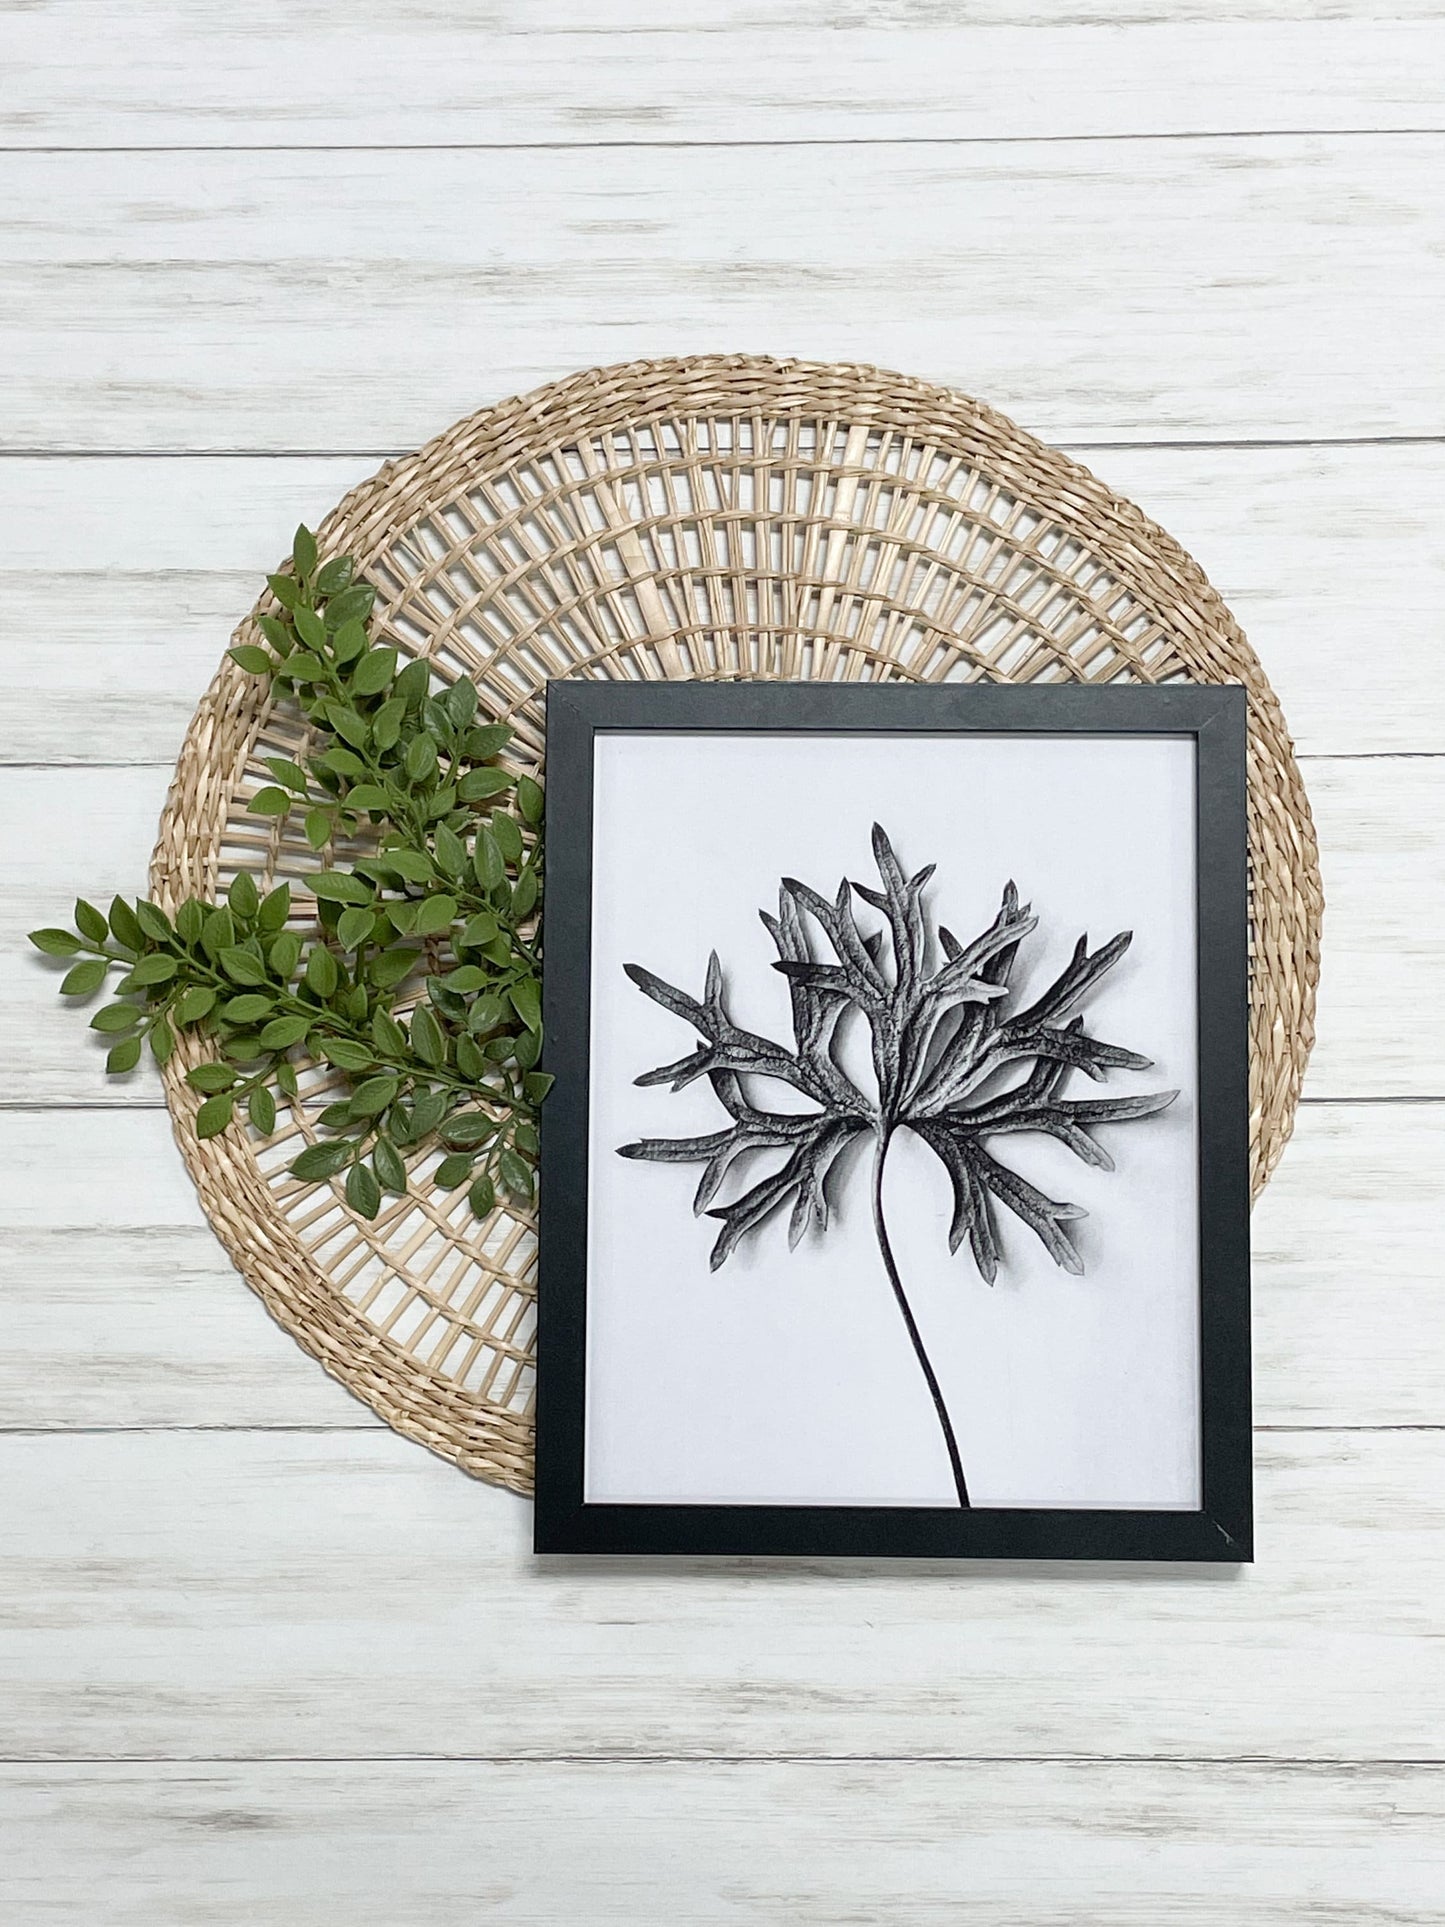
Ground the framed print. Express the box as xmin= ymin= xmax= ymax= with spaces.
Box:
xmin=535 ymin=680 xmax=1250 ymax=1561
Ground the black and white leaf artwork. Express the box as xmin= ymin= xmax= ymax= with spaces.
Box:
xmin=619 ymin=824 xmax=1178 ymax=1507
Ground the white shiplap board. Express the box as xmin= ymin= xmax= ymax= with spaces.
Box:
xmin=5 ymin=10 xmax=1443 ymax=147
xmin=6 ymin=443 xmax=1445 ymax=763
xmin=6 ymin=753 xmax=1435 ymax=1100
xmin=2 ymin=1427 xmax=1443 ymax=1762
xmin=3 ymin=138 xmax=1444 ymax=450
xmin=2 ymin=0 xmax=1443 ymax=1917
xmin=4 ymin=1760 xmax=1444 ymax=1927
xmin=2 ymin=1101 xmax=1442 ymax=1433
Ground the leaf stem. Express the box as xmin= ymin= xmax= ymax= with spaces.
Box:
xmin=870 ymin=1129 xmax=970 ymax=1509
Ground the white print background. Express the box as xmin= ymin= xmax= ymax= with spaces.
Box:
xmin=585 ymin=730 xmax=1201 ymax=1509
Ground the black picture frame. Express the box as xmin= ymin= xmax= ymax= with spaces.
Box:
xmin=535 ymin=680 xmax=1251 ymax=1561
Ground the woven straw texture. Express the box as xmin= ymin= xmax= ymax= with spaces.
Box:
xmin=150 ymin=354 xmax=1322 ymax=1495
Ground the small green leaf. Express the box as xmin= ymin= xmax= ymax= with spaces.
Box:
xmin=316 ymin=555 xmax=355 ymax=597
xmin=345 ymin=1160 xmax=382 ymax=1219
xmin=293 ymin=523 xmax=318 ymax=581
xmin=336 ymin=907 xmax=377 ymax=951
xmin=186 ymin=1062 xmax=237 ymax=1093
xmin=375 ymin=849 xmax=433 ymax=885
xmin=329 ymin=706 xmax=371 ymax=749
xmin=341 ymin=784 xmax=389 ymax=815
xmin=219 ymin=947 xmax=267 ymax=986
xmin=456 ymin=1033 xmax=488 ymax=1080
xmin=74 ymin=899 xmax=109 ymax=945
xmin=248 ymin=1084 xmax=277 ymax=1136
xmin=195 ymin=1093 xmax=234 ymax=1138
xmin=227 ymin=872 xmax=260 ymax=919
xmin=459 ymin=912 xmax=498 ymax=949
xmin=176 ymin=985 xmax=217 ymax=1024
xmin=317 ymin=746 xmax=366 ymax=779
xmin=412 ymin=893 xmax=458 ymax=939
xmin=258 ymin=614 xmax=291 ymax=651
xmin=200 ymin=907 xmax=234 ymax=960
xmin=305 ymin=946 xmax=341 ymax=998
xmin=310 ymin=870 xmax=374 ymax=905
xmin=372 ymin=1137 xmax=407 ymax=1194
xmin=517 ymin=775 xmax=544 ymax=825
xmin=109 ymin=898 xmax=144 ymax=953
xmin=349 ymin=1073 xmax=399 ymax=1119
xmin=441 ymin=1112 xmax=495 ymax=1150
xmin=410 ymin=1088 xmax=447 ymax=1139
xmin=435 ymin=1152 xmax=474 ymax=1190
xmin=134 ymin=901 xmax=173 ymax=943
xmin=474 ymin=827 xmax=505 ymax=890
xmin=433 ymin=823 xmax=467 ymax=879
xmin=467 ymin=993 xmax=507 ymax=1034
xmin=291 ymin=1140 xmax=353 ymax=1182
xmin=463 ymin=723 xmax=512 ymax=760
xmin=304 ymin=808 xmax=334 ymax=850
xmin=409 ymin=1004 xmax=447 ymax=1068
xmin=467 ymin=1173 xmax=496 ymax=1218
xmin=326 ymin=583 xmax=376 ymax=630
xmin=371 ymin=696 xmax=407 ymax=751
xmin=510 ymin=867 xmax=538 ymax=919
xmin=264 ymin=758 xmax=311 ymax=797
xmin=498 ymin=1147 xmax=533 ymax=1199
xmin=259 ymin=1014 xmax=310 ymax=1051
xmin=130 ymin=953 xmax=179 ymax=987
xmin=318 ymin=1036 xmax=374 ymax=1073
xmin=90 ymin=1002 xmax=141 ymax=1033
xmin=247 ymin=786 xmax=292 ymax=818
xmin=60 ymin=958 xmax=107 ymax=995
xmin=508 ymin=977 xmax=542 ymax=1032
xmin=176 ymin=898 xmax=207 ymax=944
xmin=493 ymin=813 xmax=524 ymax=865
xmin=221 ymin=994 xmax=272 ymax=1024
xmin=293 ymin=605 xmax=326 ymax=651
xmin=106 ymin=1036 xmax=143 ymax=1075
xmin=269 ymin=930 xmax=302 ymax=980
xmin=332 ymin=618 xmax=368 ymax=665
xmin=258 ymin=883 xmax=292 ymax=931
xmin=267 ymin=572 xmax=302 ymax=611
xmin=404 ymin=734 xmax=438 ymax=784
xmin=457 ymin=767 xmax=511 ymax=803
xmin=317 ymin=1099 xmax=356 ymax=1130
xmin=514 ymin=1027 xmax=542 ymax=1070
xmin=368 ymin=946 xmax=419 ymax=990
xmin=351 ymin=646 xmax=398 ymax=696
xmin=29 ymin=927 xmax=81 ymax=957
xmin=149 ymin=1016 xmax=176 ymax=1066
xmin=229 ymin=644 xmax=274 ymax=675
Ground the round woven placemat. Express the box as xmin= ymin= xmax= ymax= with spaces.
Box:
xmin=150 ymin=355 xmax=1321 ymax=1495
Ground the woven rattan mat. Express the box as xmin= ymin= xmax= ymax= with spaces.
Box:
xmin=150 ymin=355 xmax=1322 ymax=1495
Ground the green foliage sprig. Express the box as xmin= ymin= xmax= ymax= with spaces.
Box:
xmin=29 ymin=527 xmax=548 ymax=1222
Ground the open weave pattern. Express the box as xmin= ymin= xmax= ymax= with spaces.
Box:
xmin=150 ymin=355 xmax=1322 ymax=1495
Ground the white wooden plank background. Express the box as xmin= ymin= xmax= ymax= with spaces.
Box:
xmin=3 ymin=2 xmax=1443 ymax=1919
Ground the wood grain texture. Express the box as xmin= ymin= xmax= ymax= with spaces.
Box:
xmin=7 ymin=442 xmax=1444 ymax=764
xmin=3 ymin=139 xmax=1443 ymax=451
xmin=5 ymin=8 xmax=1442 ymax=147
xmin=6 ymin=754 xmax=1433 ymax=1102
xmin=2 ymin=1101 xmax=1441 ymax=1433
xmin=4 ymin=1759 xmax=1444 ymax=1926
xmin=2 ymin=1427 xmax=1442 ymax=1762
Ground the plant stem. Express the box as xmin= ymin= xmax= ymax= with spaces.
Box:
xmin=870 ymin=1129 xmax=970 ymax=1508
